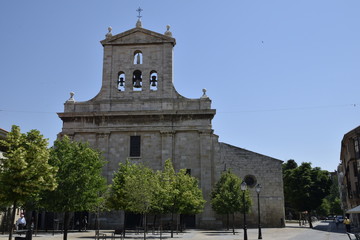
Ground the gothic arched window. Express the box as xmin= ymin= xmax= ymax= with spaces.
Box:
xmin=150 ymin=71 xmax=158 ymax=91
xmin=117 ymin=72 xmax=125 ymax=91
xmin=133 ymin=50 xmax=143 ymax=64
xmin=133 ymin=70 xmax=142 ymax=91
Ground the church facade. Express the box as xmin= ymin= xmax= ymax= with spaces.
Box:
xmin=58 ymin=19 xmax=285 ymax=229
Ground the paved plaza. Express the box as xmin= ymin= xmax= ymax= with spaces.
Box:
xmin=0 ymin=221 xmax=351 ymax=240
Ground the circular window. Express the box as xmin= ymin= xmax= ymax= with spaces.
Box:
xmin=244 ymin=175 xmax=257 ymax=188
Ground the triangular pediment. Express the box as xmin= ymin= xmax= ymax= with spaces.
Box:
xmin=101 ymin=27 xmax=176 ymax=46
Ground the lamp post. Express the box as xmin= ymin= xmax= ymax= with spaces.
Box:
xmin=255 ymin=184 xmax=262 ymax=239
xmin=241 ymin=181 xmax=248 ymax=240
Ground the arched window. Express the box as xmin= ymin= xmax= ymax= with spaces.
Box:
xmin=133 ymin=70 xmax=142 ymax=91
xmin=133 ymin=50 xmax=143 ymax=64
xmin=117 ymin=72 xmax=125 ymax=91
xmin=149 ymin=71 xmax=158 ymax=91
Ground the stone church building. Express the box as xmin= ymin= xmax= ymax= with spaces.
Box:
xmin=58 ymin=19 xmax=285 ymax=229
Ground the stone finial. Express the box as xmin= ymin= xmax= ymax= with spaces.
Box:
xmin=136 ymin=19 xmax=142 ymax=28
xmin=105 ymin=26 xmax=112 ymax=38
xmin=66 ymin=92 xmax=75 ymax=103
xmin=201 ymin=88 xmax=208 ymax=99
xmin=164 ymin=25 xmax=172 ymax=37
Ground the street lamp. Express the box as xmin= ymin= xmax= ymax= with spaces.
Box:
xmin=255 ymin=184 xmax=262 ymax=239
xmin=241 ymin=181 xmax=248 ymax=240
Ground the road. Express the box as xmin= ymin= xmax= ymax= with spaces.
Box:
xmin=0 ymin=220 xmax=351 ymax=240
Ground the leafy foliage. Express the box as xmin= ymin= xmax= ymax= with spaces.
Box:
xmin=42 ymin=136 xmax=106 ymax=240
xmin=108 ymin=159 xmax=205 ymax=215
xmin=0 ymin=125 xmax=57 ymax=205
xmin=122 ymin=162 xmax=156 ymax=214
xmin=172 ymin=168 xmax=206 ymax=215
xmin=108 ymin=159 xmax=205 ymax=237
xmin=150 ymin=160 xmax=175 ymax=214
xmin=0 ymin=125 xmax=57 ymax=240
xmin=317 ymin=198 xmax=331 ymax=217
xmin=319 ymin=174 xmax=342 ymax=215
xmin=210 ymin=170 xmax=251 ymax=233
xmin=107 ymin=160 xmax=144 ymax=212
xmin=44 ymin=136 xmax=106 ymax=212
xmin=283 ymin=160 xmax=331 ymax=227
xmin=211 ymin=170 xmax=251 ymax=214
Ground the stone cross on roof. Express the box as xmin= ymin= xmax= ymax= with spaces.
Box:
xmin=136 ymin=7 xmax=143 ymax=20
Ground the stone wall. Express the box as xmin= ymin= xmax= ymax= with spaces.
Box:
xmin=215 ymin=143 xmax=285 ymax=228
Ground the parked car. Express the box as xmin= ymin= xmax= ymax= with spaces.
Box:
xmin=336 ymin=216 xmax=344 ymax=223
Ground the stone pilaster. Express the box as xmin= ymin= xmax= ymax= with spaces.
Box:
xmin=160 ymin=131 xmax=175 ymax=168
xmin=199 ymin=130 xmax=216 ymax=226
xmin=96 ymin=132 xmax=111 ymax=183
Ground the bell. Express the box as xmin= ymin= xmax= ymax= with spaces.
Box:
xmin=150 ymin=75 xmax=157 ymax=87
xmin=134 ymin=79 xmax=142 ymax=88
xmin=118 ymin=77 xmax=125 ymax=87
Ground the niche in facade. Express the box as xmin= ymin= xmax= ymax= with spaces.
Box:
xmin=133 ymin=50 xmax=143 ymax=64
xmin=133 ymin=70 xmax=142 ymax=91
xmin=149 ymin=71 xmax=158 ymax=91
xmin=117 ymin=72 xmax=125 ymax=91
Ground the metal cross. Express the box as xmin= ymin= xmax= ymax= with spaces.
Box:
xmin=136 ymin=7 xmax=143 ymax=19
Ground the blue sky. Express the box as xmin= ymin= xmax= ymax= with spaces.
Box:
xmin=1 ymin=1 xmax=359 ymax=171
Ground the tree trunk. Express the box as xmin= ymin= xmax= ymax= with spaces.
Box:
xmin=63 ymin=212 xmax=70 ymax=240
xmin=226 ymin=213 xmax=229 ymax=230
xmin=143 ymin=213 xmax=146 ymax=240
xmin=170 ymin=212 xmax=174 ymax=238
xmin=95 ymin=209 xmax=99 ymax=234
xmin=308 ymin=212 xmax=313 ymax=228
xmin=123 ymin=211 xmax=126 ymax=238
xmin=34 ymin=210 xmax=38 ymax=236
xmin=1 ymin=207 xmax=9 ymax=234
xmin=176 ymin=214 xmax=179 ymax=234
xmin=232 ymin=212 xmax=235 ymax=235
xmin=153 ymin=214 xmax=157 ymax=234
xmin=8 ymin=201 xmax=17 ymax=240
xmin=25 ymin=210 xmax=33 ymax=240
xmin=179 ymin=214 xmax=183 ymax=233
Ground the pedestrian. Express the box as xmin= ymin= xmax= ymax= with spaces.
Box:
xmin=16 ymin=214 xmax=26 ymax=230
xmin=344 ymin=216 xmax=351 ymax=232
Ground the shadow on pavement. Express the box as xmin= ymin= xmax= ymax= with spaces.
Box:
xmin=312 ymin=220 xmax=346 ymax=233
xmin=201 ymin=231 xmax=239 ymax=236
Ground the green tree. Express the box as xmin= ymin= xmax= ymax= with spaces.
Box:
xmin=283 ymin=159 xmax=298 ymax=172
xmin=108 ymin=159 xmax=205 ymax=239
xmin=283 ymin=159 xmax=298 ymax=219
xmin=107 ymin=160 xmax=138 ymax=232
xmin=107 ymin=160 xmax=132 ymax=211
xmin=326 ymin=175 xmax=343 ymax=215
xmin=211 ymin=170 xmax=251 ymax=234
xmin=283 ymin=161 xmax=331 ymax=228
xmin=0 ymin=125 xmax=57 ymax=240
xmin=122 ymin=163 xmax=156 ymax=240
xmin=108 ymin=160 xmax=155 ymax=238
xmin=43 ymin=136 xmax=106 ymax=240
xmin=330 ymin=197 xmax=342 ymax=215
xmin=317 ymin=198 xmax=331 ymax=217
xmin=150 ymin=161 xmax=174 ymax=226
xmin=166 ymin=161 xmax=206 ymax=238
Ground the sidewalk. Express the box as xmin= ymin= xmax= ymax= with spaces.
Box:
xmin=0 ymin=221 xmax=350 ymax=240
